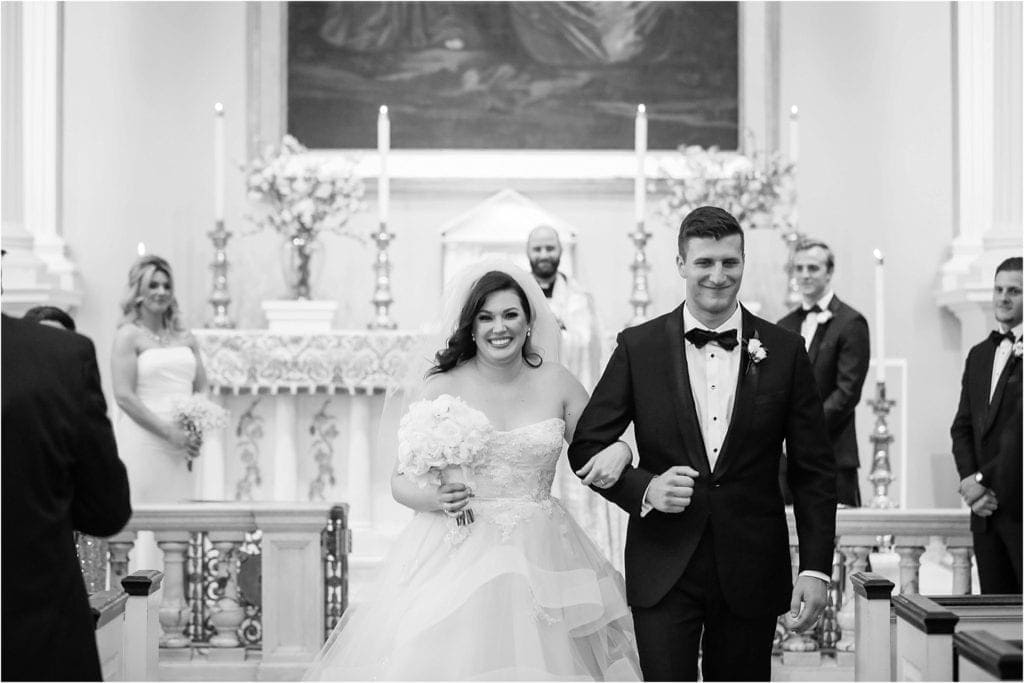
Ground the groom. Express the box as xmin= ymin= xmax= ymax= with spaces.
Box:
xmin=569 ymin=206 xmax=837 ymax=681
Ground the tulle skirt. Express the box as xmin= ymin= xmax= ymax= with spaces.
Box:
xmin=304 ymin=497 xmax=641 ymax=681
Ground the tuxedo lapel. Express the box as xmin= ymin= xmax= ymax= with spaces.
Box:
xmin=665 ymin=308 xmax=711 ymax=476
xmin=973 ymin=341 xmax=997 ymax=429
xmin=711 ymin=307 xmax=759 ymax=480
xmin=984 ymin=353 xmax=1020 ymax=436
xmin=807 ymin=297 xmax=841 ymax=365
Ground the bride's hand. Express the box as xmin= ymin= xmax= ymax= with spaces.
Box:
xmin=437 ymin=482 xmax=472 ymax=515
xmin=576 ymin=441 xmax=632 ymax=489
xmin=163 ymin=423 xmax=192 ymax=451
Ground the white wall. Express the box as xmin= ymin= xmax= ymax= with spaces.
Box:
xmin=61 ymin=1 xmax=972 ymax=508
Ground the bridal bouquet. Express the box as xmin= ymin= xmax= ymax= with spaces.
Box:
xmin=170 ymin=395 xmax=229 ymax=471
xmin=397 ymin=395 xmax=494 ymax=527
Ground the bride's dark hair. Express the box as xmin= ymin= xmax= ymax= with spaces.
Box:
xmin=428 ymin=271 xmax=543 ymax=375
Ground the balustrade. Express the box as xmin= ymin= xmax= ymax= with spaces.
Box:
xmin=107 ymin=501 xmax=348 ymax=680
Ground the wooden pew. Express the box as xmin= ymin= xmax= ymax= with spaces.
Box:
xmin=121 ymin=570 xmax=163 ymax=681
xmin=893 ymin=594 xmax=1022 ymax=681
xmin=954 ymin=631 xmax=1023 ymax=681
xmin=852 ymin=572 xmax=896 ymax=681
xmin=90 ymin=589 xmax=129 ymax=681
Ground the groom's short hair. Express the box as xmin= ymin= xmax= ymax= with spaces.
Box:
xmin=677 ymin=206 xmax=744 ymax=258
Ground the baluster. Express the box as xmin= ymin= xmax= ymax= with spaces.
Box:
xmin=108 ymin=531 xmax=136 ymax=588
xmin=781 ymin=546 xmax=820 ymax=663
xmin=948 ymin=545 xmax=974 ymax=595
xmin=835 ymin=545 xmax=871 ymax=652
xmin=819 ymin=546 xmax=842 ymax=650
xmin=155 ymin=532 xmax=192 ymax=648
xmin=895 ymin=545 xmax=925 ymax=595
xmin=208 ymin=533 xmax=245 ymax=648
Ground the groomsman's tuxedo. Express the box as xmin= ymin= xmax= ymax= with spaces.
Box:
xmin=778 ymin=292 xmax=870 ymax=506
xmin=950 ymin=323 xmax=1023 ymax=593
xmin=1 ymin=315 xmax=132 ymax=681
xmin=570 ymin=303 xmax=837 ymax=681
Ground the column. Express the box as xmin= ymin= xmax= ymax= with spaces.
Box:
xmin=347 ymin=397 xmax=372 ymax=527
xmin=207 ymin=533 xmax=245 ymax=651
xmin=835 ymin=545 xmax=871 ymax=652
xmin=948 ymin=545 xmax=974 ymax=595
xmin=896 ymin=545 xmax=925 ymax=595
xmin=108 ymin=531 xmax=137 ymax=587
xmin=272 ymin=396 xmax=298 ymax=500
xmin=155 ymin=532 xmax=192 ymax=648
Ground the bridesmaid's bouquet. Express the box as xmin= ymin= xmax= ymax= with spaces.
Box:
xmin=397 ymin=395 xmax=493 ymax=527
xmin=170 ymin=395 xmax=229 ymax=471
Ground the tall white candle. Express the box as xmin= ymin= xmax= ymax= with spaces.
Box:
xmin=634 ymin=103 xmax=647 ymax=224
xmin=378 ymin=105 xmax=390 ymax=225
xmin=789 ymin=105 xmax=799 ymax=163
xmin=214 ymin=103 xmax=225 ymax=222
xmin=873 ymin=249 xmax=886 ymax=382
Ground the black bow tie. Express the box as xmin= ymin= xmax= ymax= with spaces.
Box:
xmin=989 ymin=330 xmax=1016 ymax=347
xmin=797 ymin=304 xmax=822 ymax=319
xmin=685 ymin=328 xmax=739 ymax=351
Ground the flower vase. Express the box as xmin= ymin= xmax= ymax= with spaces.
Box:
xmin=281 ymin=234 xmax=324 ymax=300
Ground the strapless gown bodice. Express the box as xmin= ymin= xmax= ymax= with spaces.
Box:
xmin=466 ymin=417 xmax=563 ymax=503
xmin=134 ymin=347 xmax=196 ymax=416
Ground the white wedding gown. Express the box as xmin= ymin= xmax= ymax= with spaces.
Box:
xmin=305 ymin=396 xmax=641 ymax=681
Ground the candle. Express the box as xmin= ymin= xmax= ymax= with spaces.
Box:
xmin=873 ymin=249 xmax=886 ymax=382
xmin=214 ymin=102 xmax=225 ymax=222
xmin=634 ymin=103 xmax=647 ymax=223
xmin=789 ymin=105 xmax=799 ymax=163
xmin=137 ymin=242 xmax=146 ymax=256
xmin=378 ymin=105 xmax=390 ymax=225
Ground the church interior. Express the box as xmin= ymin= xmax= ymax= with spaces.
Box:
xmin=2 ymin=1 xmax=1022 ymax=680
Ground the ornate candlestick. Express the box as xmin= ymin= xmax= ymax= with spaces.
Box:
xmin=627 ymin=221 xmax=653 ymax=327
xmin=368 ymin=224 xmax=397 ymax=330
xmin=207 ymin=220 xmax=235 ymax=328
xmin=781 ymin=228 xmax=805 ymax=311
xmin=868 ymin=380 xmax=897 ymax=508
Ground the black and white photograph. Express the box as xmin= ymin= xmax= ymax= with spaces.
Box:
xmin=2 ymin=0 xmax=1021 ymax=681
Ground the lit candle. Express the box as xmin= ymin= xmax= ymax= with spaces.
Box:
xmin=873 ymin=249 xmax=886 ymax=382
xmin=137 ymin=242 xmax=146 ymax=256
xmin=214 ymin=103 xmax=225 ymax=222
xmin=378 ymin=105 xmax=390 ymax=225
xmin=634 ymin=104 xmax=647 ymax=223
xmin=789 ymin=105 xmax=799 ymax=163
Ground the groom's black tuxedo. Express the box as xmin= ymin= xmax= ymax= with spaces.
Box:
xmin=569 ymin=305 xmax=836 ymax=679
xmin=1 ymin=314 xmax=132 ymax=681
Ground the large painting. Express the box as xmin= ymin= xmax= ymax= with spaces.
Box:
xmin=287 ymin=2 xmax=738 ymax=150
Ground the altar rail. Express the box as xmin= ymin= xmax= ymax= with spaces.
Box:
xmin=107 ymin=502 xmax=348 ymax=681
xmin=777 ymin=507 xmax=973 ymax=665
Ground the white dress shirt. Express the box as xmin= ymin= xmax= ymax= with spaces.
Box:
xmin=799 ymin=290 xmax=835 ymax=351
xmin=990 ymin=323 xmax=1023 ymax=401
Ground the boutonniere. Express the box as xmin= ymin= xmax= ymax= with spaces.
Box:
xmin=815 ymin=310 xmax=834 ymax=325
xmin=1014 ymin=339 xmax=1022 ymax=358
xmin=745 ymin=335 xmax=767 ymax=374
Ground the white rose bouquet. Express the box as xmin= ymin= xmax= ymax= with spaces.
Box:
xmin=397 ymin=395 xmax=493 ymax=527
xmin=170 ymin=395 xmax=229 ymax=471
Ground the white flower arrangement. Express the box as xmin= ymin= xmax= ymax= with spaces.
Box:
xmin=397 ymin=394 xmax=493 ymax=488
xmin=244 ymin=134 xmax=365 ymax=242
xmin=747 ymin=338 xmax=768 ymax=365
xmin=656 ymin=144 xmax=797 ymax=233
xmin=815 ymin=310 xmax=834 ymax=325
xmin=170 ymin=395 xmax=229 ymax=471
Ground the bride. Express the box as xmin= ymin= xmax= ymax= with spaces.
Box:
xmin=306 ymin=262 xmax=642 ymax=680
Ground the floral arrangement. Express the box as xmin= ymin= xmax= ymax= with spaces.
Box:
xmin=170 ymin=394 xmax=229 ymax=471
xmin=397 ymin=394 xmax=494 ymax=528
xmin=244 ymin=135 xmax=366 ymax=298
xmin=245 ymin=134 xmax=365 ymax=240
xmin=656 ymin=144 xmax=797 ymax=233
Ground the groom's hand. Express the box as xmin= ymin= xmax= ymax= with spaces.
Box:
xmin=784 ymin=575 xmax=828 ymax=631
xmin=646 ymin=466 xmax=699 ymax=513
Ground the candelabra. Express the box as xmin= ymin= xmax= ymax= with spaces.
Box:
xmin=868 ymin=380 xmax=898 ymax=508
xmin=368 ymin=223 xmax=397 ymax=330
xmin=781 ymin=228 xmax=805 ymax=311
xmin=207 ymin=220 xmax=235 ymax=328
xmin=627 ymin=221 xmax=653 ymax=326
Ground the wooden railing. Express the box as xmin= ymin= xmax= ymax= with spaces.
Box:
xmin=106 ymin=502 xmax=348 ymax=681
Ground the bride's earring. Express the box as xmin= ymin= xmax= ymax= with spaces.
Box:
xmin=527 ymin=328 xmax=532 ymax=337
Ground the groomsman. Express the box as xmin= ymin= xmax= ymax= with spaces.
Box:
xmin=950 ymin=256 xmax=1022 ymax=593
xmin=778 ymin=239 xmax=870 ymax=506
